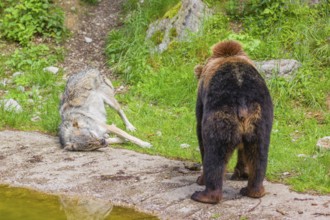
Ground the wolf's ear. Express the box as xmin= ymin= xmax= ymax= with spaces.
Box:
xmin=194 ymin=64 xmax=203 ymax=79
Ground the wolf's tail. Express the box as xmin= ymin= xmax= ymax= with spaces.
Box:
xmin=212 ymin=40 xmax=244 ymax=58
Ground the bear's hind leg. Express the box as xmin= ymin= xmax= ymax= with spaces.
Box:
xmin=192 ymin=114 xmax=238 ymax=204
xmin=231 ymin=146 xmax=249 ymax=180
xmin=240 ymin=139 xmax=268 ymax=198
xmin=191 ymin=148 xmax=225 ymax=204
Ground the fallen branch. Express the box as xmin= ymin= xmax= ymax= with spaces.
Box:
xmin=294 ymin=198 xmax=314 ymax=201
xmin=248 ymin=199 xmax=262 ymax=212
xmin=276 ymin=209 xmax=287 ymax=216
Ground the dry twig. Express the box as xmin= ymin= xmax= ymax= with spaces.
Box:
xmin=248 ymin=199 xmax=262 ymax=212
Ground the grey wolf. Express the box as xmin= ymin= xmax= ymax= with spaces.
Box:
xmin=59 ymin=69 xmax=152 ymax=151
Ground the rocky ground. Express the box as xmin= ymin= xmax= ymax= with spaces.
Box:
xmin=0 ymin=130 xmax=329 ymax=220
xmin=0 ymin=0 xmax=329 ymax=219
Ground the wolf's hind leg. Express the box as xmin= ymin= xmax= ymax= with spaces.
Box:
xmin=105 ymin=124 xmax=152 ymax=148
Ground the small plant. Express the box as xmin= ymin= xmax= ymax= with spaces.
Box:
xmin=225 ymin=33 xmax=261 ymax=56
xmin=80 ymin=0 xmax=100 ymax=5
xmin=5 ymin=44 xmax=63 ymax=71
xmin=0 ymin=0 xmax=66 ymax=45
xmin=0 ymin=0 xmax=12 ymax=12
xmin=225 ymin=0 xmax=287 ymax=23
xmin=211 ymin=213 xmax=221 ymax=219
xmin=150 ymin=30 xmax=165 ymax=45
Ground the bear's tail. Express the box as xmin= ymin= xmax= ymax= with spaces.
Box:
xmin=212 ymin=40 xmax=244 ymax=58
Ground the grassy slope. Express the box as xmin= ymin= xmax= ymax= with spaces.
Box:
xmin=105 ymin=0 xmax=330 ymax=194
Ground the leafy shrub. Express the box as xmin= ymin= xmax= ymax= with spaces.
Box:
xmin=0 ymin=0 xmax=13 ymax=11
xmin=5 ymin=44 xmax=63 ymax=71
xmin=0 ymin=0 xmax=66 ymax=45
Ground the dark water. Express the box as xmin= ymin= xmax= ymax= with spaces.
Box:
xmin=0 ymin=185 xmax=157 ymax=220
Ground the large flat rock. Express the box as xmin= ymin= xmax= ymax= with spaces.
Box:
xmin=0 ymin=130 xmax=329 ymax=219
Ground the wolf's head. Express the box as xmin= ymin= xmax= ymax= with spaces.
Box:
xmin=59 ymin=120 xmax=107 ymax=151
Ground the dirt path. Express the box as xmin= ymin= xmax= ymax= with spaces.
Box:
xmin=0 ymin=130 xmax=330 ymax=220
xmin=57 ymin=0 xmax=123 ymax=77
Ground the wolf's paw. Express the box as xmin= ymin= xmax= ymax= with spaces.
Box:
xmin=141 ymin=142 xmax=152 ymax=148
xmin=126 ymin=123 xmax=136 ymax=132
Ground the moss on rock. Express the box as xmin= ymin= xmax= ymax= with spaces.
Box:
xmin=163 ymin=2 xmax=182 ymax=19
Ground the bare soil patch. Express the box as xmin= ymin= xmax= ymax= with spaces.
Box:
xmin=57 ymin=0 xmax=124 ymax=77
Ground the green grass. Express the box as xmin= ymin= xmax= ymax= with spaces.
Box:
xmin=0 ymin=0 xmax=329 ymax=194
xmin=104 ymin=0 xmax=330 ymax=194
xmin=0 ymin=66 xmax=64 ymax=132
xmin=107 ymin=98 xmax=200 ymax=160
xmin=0 ymin=0 xmax=66 ymax=132
xmin=80 ymin=0 xmax=100 ymax=5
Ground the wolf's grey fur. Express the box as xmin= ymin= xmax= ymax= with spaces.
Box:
xmin=59 ymin=69 xmax=152 ymax=151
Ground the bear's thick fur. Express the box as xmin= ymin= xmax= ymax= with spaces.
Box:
xmin=191 ymin=40 xmax=273 ymax=204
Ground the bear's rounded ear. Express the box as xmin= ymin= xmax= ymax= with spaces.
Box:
xmin=194 ymin=64 xmax=203 ymax=79
xmin=211 ymin=40 xmax=243 ymax=58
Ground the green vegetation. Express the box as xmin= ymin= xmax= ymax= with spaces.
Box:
xmin=105 ymin=0 xmax=330 ymax=194
xmin=0 ymin=0 xmax=67 ymax=45
xmin=81 ymin=0 xmax=100 ymax=5
xmin=0 ymin=0 xmax=65 ymax=132
xmin=163 ymin=1 xmax=182 ymax=19
xmin=0 ymin=0 xmax=329 ymax=194
xmin=0 ymin=42 xmax=64 ymax=132
xmin=150 ymin=30 xmax=165 ymax=45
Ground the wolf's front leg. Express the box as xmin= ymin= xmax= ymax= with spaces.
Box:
xmin=118 ymin=109 xmax=136 ymax=131
xmin=101 ymin=91 xmax=136 ymax=131
xmin=106 ymin=137 xmax=125 ymax=144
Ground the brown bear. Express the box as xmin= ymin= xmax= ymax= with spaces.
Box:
xmin=191 ymin=40 xmax=273 ymax=204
